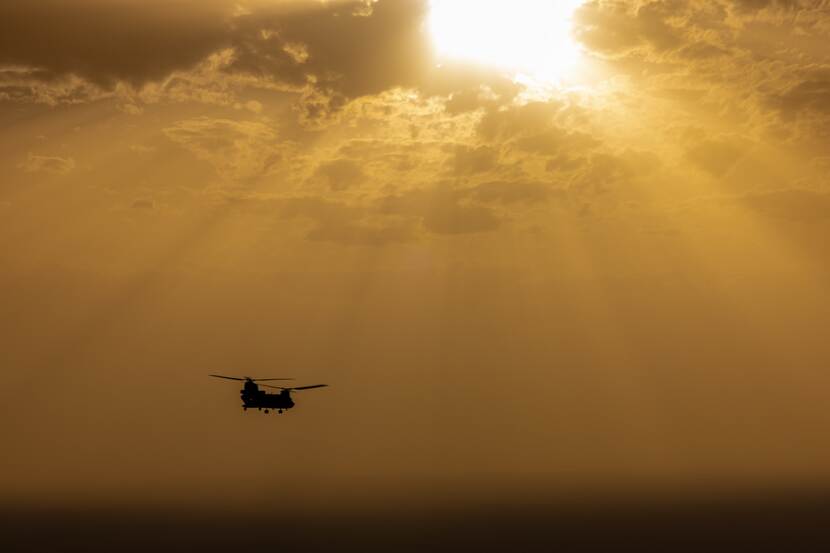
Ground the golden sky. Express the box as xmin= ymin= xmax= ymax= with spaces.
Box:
xmin=2 ymin=0 xmax=830 ymax=507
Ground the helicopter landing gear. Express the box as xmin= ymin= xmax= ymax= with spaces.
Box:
xmin=278 ymin=409 xmax=283 ymax=414
xmin=243 ymin=407 xmax=247 ymax=411
xmin=264 ymin=409 xmax=269 ymax=414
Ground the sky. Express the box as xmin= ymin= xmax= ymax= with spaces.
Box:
xmin=2 ymin=0 xmax=830 ymax=510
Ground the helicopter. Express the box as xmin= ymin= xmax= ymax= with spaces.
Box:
xmin=210 ymin=374 xmax=328 ymax=414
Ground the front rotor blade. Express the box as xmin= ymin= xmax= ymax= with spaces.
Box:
xmin=260 ymin=384 xmax=328 ymax=391
xmin=209 ymin=374 xmax=245 ymax=381
xmin=251 ymin=378 xmax=294 ymax=382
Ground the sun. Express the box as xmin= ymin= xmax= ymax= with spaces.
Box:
xmin=428 ymin=0 xmax=584 ymax=82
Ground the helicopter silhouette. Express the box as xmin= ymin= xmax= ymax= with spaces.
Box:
xmin=210 ymin=374 xmax=328 ymax=414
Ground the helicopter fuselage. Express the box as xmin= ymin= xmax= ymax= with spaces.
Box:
xmin=241 ymin=387 xmax=295 ymax=412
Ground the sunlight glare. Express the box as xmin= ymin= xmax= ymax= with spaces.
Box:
xmin=429 ymin=0 xmax=584 ymax=81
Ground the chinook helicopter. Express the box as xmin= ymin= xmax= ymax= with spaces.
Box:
xmin=210 ymin=374 xmax=328 ymax=414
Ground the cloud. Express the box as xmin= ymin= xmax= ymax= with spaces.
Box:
xmin=163 ymin=117 xmax=286 ymax=181
xmin=18 ymin=153 xmax=76 ymax=175
xmin=475 ymin=101 xmax=600 ymax=163
xmin=514 ymin=127 xmax=600 ymax=157
xmin=0 ymin=1 xmax=427 ymax=114
xmin=228 ymin=0 xmax=432 ymax=101
xmin=276 ymin=196 xmax=415 ymax=245
xmin=436 ymin=74 xmax=523 ymax=115
xmin=313 ymin=159 xmax=366 ymax=191
xmin=0 ymin=0 xmax=231 ymax=87
xmin=573 ymin=0 xmax=697 ymax=58
xmin=771 ymin=70 xmax=830 ymax=116
xmin=0 ymin=0 xmax=536 ymax=123
xmin=450 ymin=145 xmax=499 ymax=175
xmin=763 ymin=67 xmax=830 ymax=146
xmin=379 ymin=186 xmax=501 ymax=235
xmin=685 ymin=137 xmax=746 ymax=177
xmin=567 ymin=151 xmax=650 ymax=192
xmin=468 ymin=180 xmax=552 ymax=205
xmin=478 ymin=101 xmax=564 ymax=141
xmin=266 ymin=181 xmax=504 ymax=242
xmin=728 ymin=0 xmax=808 ymax=14
xmin=0 ymin=67 xmax=106 ymax=105
xmin=5 ymin=0 xmax=830 ymax=247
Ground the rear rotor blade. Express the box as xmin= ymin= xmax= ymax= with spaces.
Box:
xmin=209 ymin=374 xmax=245 ymax=381
xmin=250 ymin=378 xmax=294 ymax=382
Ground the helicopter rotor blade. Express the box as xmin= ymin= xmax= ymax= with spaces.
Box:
xmin=260 ymin=384 xmax=328 ymax=391
xmin=209 ymin=374 xmax=245 ymax=381
xmin=209 ymin=375 xmax=293 ymax=382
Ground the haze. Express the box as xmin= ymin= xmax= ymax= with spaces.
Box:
xmin=2 ymin=0 xmax=830 ymax=513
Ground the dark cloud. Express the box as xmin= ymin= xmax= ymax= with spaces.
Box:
xmin=728 ymin=0 xmax=807 ymax=13
xmin=757 ymin=67 xmax=830 ymax=147
xmin=768 ymin=68 xmax=830 ymax=117
xmin=0 ymin=1 xmax=434 ymax=109
xmin=0 ymin=0 xmax=534 ymax=125
xmin=228 ymin=0 xmax=431 ymax=100
xmin=0 ymin=0 xmax=232 ymax=87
